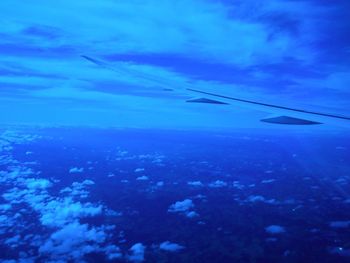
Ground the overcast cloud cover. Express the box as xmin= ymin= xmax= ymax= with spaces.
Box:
xmin=0 ymin=0 xmax=349 ymax=128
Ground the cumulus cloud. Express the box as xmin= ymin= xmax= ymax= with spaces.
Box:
xmin=168 ymin=199 xmax=194 ymax=213
xmin=159 ymin=241 xmax=185 ymax=252
xmin=265 ymin=225 xmax=286 ymax=234
xmin=168 ymin=199 xmax=198 ymax=218
xmin=69 ymin=167 xmax=84 ymax=173
xmin=208 ymin=180 xmax=227 ymax=188
xmin=39 ymin=198 xmax=103 ymax=227
xmin=0 ymin=131 xmax=121 ymax=262
xmin=39 ymin=221 xmax=115 ymax=261
xmin=26 ymin=178 xmax=52 ymax=189
xmin=246 ymin=195 xmax=277 ymax=204
xmin=187 ymin=181 xmax=203 ymax=187
xmin=261 ymin=179 xmax=276 ymax=184
xmin=156 ymin=181 xmax=164 ymax=187
xmin=128 ymin=243 xmax=146 ymax=262
xmin=60 ymin=180 xmax=95 ymax=198
xmin=136 ymin=176 xmax=149 ymax=181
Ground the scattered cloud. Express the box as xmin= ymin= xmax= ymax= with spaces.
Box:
xmin=159 ymin=241 xmax=185 ymax=252
xmin=69 ymin=167 xmax=84 ymax=173
xmin=168 ymin=199 xmax=198 ymax=218
xmin=208 ymin=180 xmax=227 ymax=188
xmin=128 ymin=243 xmax=146 ymax=262
xmin=265 ymin=225 xmax=286 ymax=234
xmin=187 ymin=181 xmax=203 ymax=187
xmin=136 ymin=176 xmax=149 ymax=181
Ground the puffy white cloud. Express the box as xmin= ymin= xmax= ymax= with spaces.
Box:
xmin=26 ymin=178 xmax=52 ymax=189
xmin=159 ymin=241 xmax=185 ymax=252
xmin=187 ymin=181 xmax=203 ymax=187
xmin=136 ymin=176 xmax=149 ymax=181
xmin=246 ymin=195 xmax=277 ymax=204
xmin=168 ymin=199 xmax=194 ymax=213
xmin=186 ymin=211 xmax=199 ymax=218
xmin=39 ymin=221 xmax=109 ymax=261
xmin=265 ymin=225 xmax=286 ymax=234
xmin=134 ymin=168 xmax=145 ymax=173
xmin=0 ymin=131 xmax=120 ymax=262
xmin=60 ymin=180 xmax=95 ymax=198
xmin=261 ymin=179 xmax=276 ymax=184
xmin=128 ymin=243 xmax=146 ymax=262
xmin=69 ymin=167 xmax=84 ymax=173
xmin=156 ymin=181 xmax=164 ymax=187
xmin=39 ymin=198 xmax=102 ymax=227
xmin=208 ymin=180 xmax=227 ymax=188
xmin=168 ymin=199 xmax=199 ymax=218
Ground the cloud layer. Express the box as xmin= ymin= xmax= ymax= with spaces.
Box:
xmin=0 ymin=0 xmax=349 ymax=128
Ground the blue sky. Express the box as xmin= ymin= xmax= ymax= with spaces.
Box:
xmin=0 ymin=0 xmax=349 ymax=129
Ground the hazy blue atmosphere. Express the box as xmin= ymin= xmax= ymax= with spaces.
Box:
xmin=0 ymin=0 xmax=350 ymax=262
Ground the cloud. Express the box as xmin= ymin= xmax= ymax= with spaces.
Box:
xmin=261 ymin=179 xmax=276 ymax=184
xmin=69 ymin=167 xmax=84 ymax=173
xmin=26 ymin=178 xmax=52 ymax=189
xmin=136 ymin=176 xmax=149 ymax=181
xmin=128 ymin=243 xmax=146 ymax=262
xmin=159 ymin=241 xmax=185 ymax=252
xmin=208 ymin=180 xmax=227 ymax=188
xmin=265 ymin=225 xmax=286 ymax=234
xmin=0 ymin=0 xmax=349 ymax=127
xmin=0 ymin=130 xmax=121 ymax=262
xmin=187 ymin=181 xmax=203 ymax=187
xmin=168 ymin=199 xmax=194 ymax=213
xmin=168 ymin=199 xmax=198 ymax=218
xmin=60 ymin=180 xmax=95 ymax=198
xmin=39 ymin=198 xmax=103 ymax=227
xmin=185 ymin=211 xmax=199 ymax=218
xmin=39 ymin=221 xmax=110 ymax=261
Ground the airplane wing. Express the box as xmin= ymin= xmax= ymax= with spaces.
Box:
xmin=81 ymin=55 xmax=350 ymax=128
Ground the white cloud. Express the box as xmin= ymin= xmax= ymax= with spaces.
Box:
xmin=208 ymin=180 xmax=227 ymax=188
xmin=136 ymin=176 xmax=149 ymax=181
xmin=0 ymin=0 xmax=297 ymax=65
xmin=39 ymin=222 xmax=107 ymax=260
xmin=159 ymin=241 xmax=185 ymax=252
xmin=265 ymin=225 xmax=286 ymax=234
xmin=168 ymin=199 xmax=194 ymax=213
xmin=186 ymin=211 xmax=199 ymax=218
xmin=168 ymin=199 xmax=199 ymax=218
xmin=156 ymin=181 xmax=164 ymax=187
xmin=0 ymin=130 xmax=124 ymax=262
xmin=26 ymin=178 xmax=52 ymax=189
xmin=69 ymin=167 xmax=84 ymax=173
xmin=246 ymin=195 xmax=277 ymax=204
xmin=128 ymin=243 xmax=146 ymax=262
xmin=60 ymin=180 xmax=95 ymax=198
xmin=39 ymin=198 xmax=102 ymax=227
xmin=261 ymin=179 xmax=276 ymax=184
xmin=247 ymin=195 xmax=266 ymax=202
xmin=187 ymin=181 xmax=203 ymax=187
xmin=134 ymin=168 xmax=145 ymax=173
